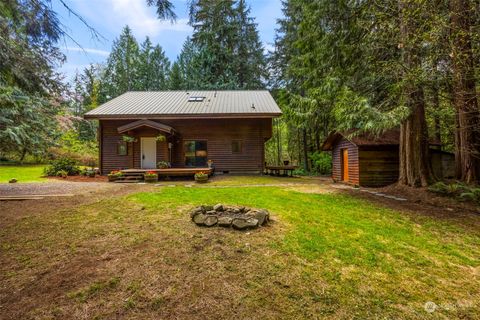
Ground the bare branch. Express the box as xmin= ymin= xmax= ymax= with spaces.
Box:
xmin=56 ymin=0 xmax=107 ymax=42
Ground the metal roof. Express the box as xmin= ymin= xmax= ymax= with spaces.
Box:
xmin=84 ymin=90 xmax=282 ymax=119
xmin=321 ymin=129 xmax=401 ymax=151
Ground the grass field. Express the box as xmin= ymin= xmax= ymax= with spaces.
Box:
xmin=0 ymin=164 xmax=47 ymax=183
xmin=1 ymin=184 xmax=479 ymax=319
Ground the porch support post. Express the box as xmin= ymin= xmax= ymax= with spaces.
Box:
xmin=98 ymin=121 xmax=103 ymax=174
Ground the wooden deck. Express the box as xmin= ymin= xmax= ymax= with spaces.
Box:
xmin=121 ymin=167 xmax=213 ymax=177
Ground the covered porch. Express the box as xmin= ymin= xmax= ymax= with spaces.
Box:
xmin=115 ymin=119 xmax=176 ymax=170
xmin=107 ymin=119 xmax=211 ymax=173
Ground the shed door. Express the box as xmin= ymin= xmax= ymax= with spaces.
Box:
xmin=342 ymin=149 xmax=349 ymax=182
xmin=141 ymin=137 xmax=157 ymax=169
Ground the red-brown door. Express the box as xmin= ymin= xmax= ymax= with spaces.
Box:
xmin=342 ymin=149 xmax=349 ymax=182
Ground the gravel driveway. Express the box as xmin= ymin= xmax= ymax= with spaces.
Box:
xmin=0 ymin=181 xmax=118 ymax=196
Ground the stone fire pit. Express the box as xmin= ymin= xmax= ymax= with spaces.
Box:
xmin=189 ymin=204 xmax=270 ymax=230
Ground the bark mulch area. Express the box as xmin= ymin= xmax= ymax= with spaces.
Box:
xmin=47 ymin=175 xmax=109 ymax=183
xmin=339 ymin=182 xmax=480 ymax=225
xmin=376 ymin=183 xmax=479 ymax=214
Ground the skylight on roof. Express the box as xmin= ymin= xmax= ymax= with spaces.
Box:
xmin=188 ymin=96 xmax=205 ymax=102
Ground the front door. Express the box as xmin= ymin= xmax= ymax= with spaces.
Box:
xmin=342 ymin=149 xmax=349 ymax=182
xmin=141 ymin=137 xmax=157 ymax=169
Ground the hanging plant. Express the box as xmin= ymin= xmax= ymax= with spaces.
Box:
xmin=156 ymin=134 xmax=166 ymax=142
xmin=122 ymin=135 xmax=137 ymax=143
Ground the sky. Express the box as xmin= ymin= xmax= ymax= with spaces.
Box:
xmin=52 ymin=0 xmax=283 ymax=82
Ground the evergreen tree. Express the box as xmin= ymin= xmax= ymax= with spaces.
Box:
xmin=273 ymin=0 xmax=480 ymax=184
xmin=180 ymin=0 xmax=266 ymax=89
xmin=146 ymin=0 xmax=177 ymax=21
xmin=71 ymin=65 xmax=101 ymax=141
xmin=176 ymin=37 xmax=203 ymax=89
xmin=101 ymin=26 xmax=140 ymax=99
xmin=138 ymin=37 xmax=155 ymax=90
xmin=149 ymin=44 xmax=171 ymax=90
xmin=234 ymin=0 xmax=266 ymax=89
xmin=138 ymin=37 xmax=170 ymax=90
xmin=450 ymin=0 xmax=480 ymax=182
xmin=169 ymin=62 xmax=184 ymax=89
xmin=0 ymin=0 xmax=65 ymax=160
xmin=189 ymin=0 xmax=239 ymax=88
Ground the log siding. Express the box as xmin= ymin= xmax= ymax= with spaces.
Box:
xmin=358 ymin=146 xmax=399 ymax=187
xmin=331 ymin=138 xmax=360 ymax=185
xmin=100 ymin=118 xmax=272 ymax=175
xmin=331 ymin=138 xmax=399 ymax=187
xmin=326 ymin=130 xmax=453 ymax=187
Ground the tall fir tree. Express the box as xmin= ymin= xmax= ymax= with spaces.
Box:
xmin=234 ymin=0 xmax=266 ymax=89
xmin=189 ymin=0 xmax=239 ymax=88
xmin=176 ymin=37 xmax=204 ymax=89
xmin=101 ymin=25 xmax=140 ymax=100
xmin=138 ymin=37 xmax=171 ymax=90
xmin=181 ymin=0 xmax=266 ymax=89
xmin=169 ymin=61 xmax=183 ymax=89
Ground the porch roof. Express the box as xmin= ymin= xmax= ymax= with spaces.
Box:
xmin=117 ymin=119 xmax=176 ymax=135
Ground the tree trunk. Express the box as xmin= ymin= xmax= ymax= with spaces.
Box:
xmin=19 ymin=148 xmax=27 ymax=164
xmin=431 ymin=85 xmax=442 ymax=145
xmin=399 ymin=89 xmax=432 ymax=186
xmin=451 ymin=88 xmax=463 ymax=178
xmin=302 ymin=128 xmax=309 ymax=171
xmin=447 ymin=82 xmax=463 ymax=178
xmin=297 ymin=128 xmax=302 ymax=167
xmin=450 ymin=0 xmax=480 ymax=183
xmin=398 ymin=0 xmax=432 ymax=187
xmin=276 ymin=118 xmax=281 ymax=165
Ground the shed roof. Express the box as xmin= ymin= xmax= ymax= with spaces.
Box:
xmin=321 ymin=128 xmax=441 ymax=151
xmin=84 ymin=90 xmax=282 ymax=119
xmin=321 ymin=129 xmax=401 ymax=151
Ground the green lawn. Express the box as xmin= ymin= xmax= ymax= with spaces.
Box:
xmin=206 ymin=174 xmax=320 ymax=186
xmin=1 ymin=184 xmax=479 ymax=319
xmin=0 ymin=164 xmax=47 ymax=183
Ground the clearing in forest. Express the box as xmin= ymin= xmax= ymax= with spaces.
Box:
xmin=0 ymin=177 xmax=479 ymax=319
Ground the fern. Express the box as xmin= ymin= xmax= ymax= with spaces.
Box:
xmin=460 ymin=188 xmax=480 ymax=204
xmin=428 ymin=182 xmax=449 ymax=195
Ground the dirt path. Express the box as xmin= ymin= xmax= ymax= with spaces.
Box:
xmin=0 ymin=182 xmax=154 ymax=228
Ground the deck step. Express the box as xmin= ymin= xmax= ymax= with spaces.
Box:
xmin=123 ymin=175 xmax=144 ymax=180
xmin=114 ymin=180 xmax=143 ymax=183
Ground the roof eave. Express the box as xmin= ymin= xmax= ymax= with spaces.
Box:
xmin=84 ymin=112 xmax=282 ymax=120
xmin=321 ymin=131 xmax=341 ymax=151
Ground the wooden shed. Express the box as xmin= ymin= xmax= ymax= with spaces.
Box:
xmin=321 ymin=129 xmax=454 ymax=187
xmin=321 ymin=129 xmax=400 ymax=187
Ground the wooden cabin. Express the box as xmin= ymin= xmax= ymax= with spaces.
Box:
xmin=321 ymin=129 xmax=454 ymax=187
xmin=84 ymin=91 xmax=282 ymax=175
